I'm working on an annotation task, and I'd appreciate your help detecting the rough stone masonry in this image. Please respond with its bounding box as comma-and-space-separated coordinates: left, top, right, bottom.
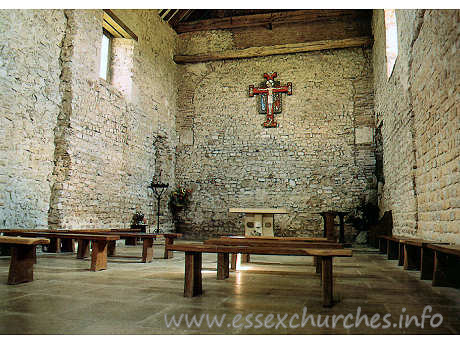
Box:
175, 29, 376, 239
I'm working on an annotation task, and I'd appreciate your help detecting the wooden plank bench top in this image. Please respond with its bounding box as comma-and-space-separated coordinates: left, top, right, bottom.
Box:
3, 231, 120, 241
426, 244, 460, 256
170, 243, 351, 256
169, 243, 351, 307
206, 238, 343, 248
400, 238, 449, 247
64, 231, 156, 238
377, 235, 413, 242
2, 231, 120, 271
0, 236, 51, 285
0, 236, 50, 246
158, 233, 182, 238
222, 235, 332, 242
423, 244, 460, 288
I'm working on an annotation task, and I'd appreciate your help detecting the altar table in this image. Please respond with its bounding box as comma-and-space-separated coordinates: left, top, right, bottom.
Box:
229, 208, 289, 236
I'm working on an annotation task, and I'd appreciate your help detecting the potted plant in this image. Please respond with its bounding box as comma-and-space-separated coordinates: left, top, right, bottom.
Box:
131, 211, 147, 232
169, 187, 192, 219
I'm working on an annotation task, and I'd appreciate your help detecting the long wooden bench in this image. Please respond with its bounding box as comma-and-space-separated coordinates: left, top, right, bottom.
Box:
376, 235, 413, 266
206, 237, 343, 272
220, 235, 336, 267
61, 231, 157, 263
1, 229, 76, 253
169, 243, 352, 307
399, 239, 450, 274
68, 230, 181, 259
0, 236, 50, 284
1, 231, 120, 271
1, 229, 182, 260
222, 235, 334, 242
424, 244, 460, 287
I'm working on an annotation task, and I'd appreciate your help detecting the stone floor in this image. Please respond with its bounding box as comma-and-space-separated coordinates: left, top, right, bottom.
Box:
0, 240, 459, 335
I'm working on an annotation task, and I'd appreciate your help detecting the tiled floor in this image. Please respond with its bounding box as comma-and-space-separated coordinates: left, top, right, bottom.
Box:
0, 241, 459, 334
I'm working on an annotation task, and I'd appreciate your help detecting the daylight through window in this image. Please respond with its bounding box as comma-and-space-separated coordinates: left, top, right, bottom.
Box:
384, 9, 398, 79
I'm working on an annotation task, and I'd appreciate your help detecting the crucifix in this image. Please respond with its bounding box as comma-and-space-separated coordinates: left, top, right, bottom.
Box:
249, 72, 292, 128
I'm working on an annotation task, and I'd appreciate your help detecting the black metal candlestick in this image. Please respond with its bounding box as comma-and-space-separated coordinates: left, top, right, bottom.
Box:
149, 182, 169, 234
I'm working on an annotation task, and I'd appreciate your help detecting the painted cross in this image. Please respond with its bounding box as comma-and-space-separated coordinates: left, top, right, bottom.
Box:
249, 72, 292, 128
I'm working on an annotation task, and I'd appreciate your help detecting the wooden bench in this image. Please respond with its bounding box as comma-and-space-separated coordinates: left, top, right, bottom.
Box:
206, 237, 343, 272
221, 235, 335, 266
1, 229, 181, 260
0, 236, 50, 284
2, 231, 120, 271
222, 235, 334, 242
424, 244, 460, 287
376, 235, 414, 266
169, 243, 352, 307
399, 239, 450, 273
65, 231, 157, 263
1, 229, 76, 253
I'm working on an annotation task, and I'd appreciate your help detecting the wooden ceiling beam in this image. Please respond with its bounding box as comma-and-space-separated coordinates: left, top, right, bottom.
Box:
164, 9, 179, 22
174, 36, 372, 64
168, 9, 192, 27
175, 9, 369, 34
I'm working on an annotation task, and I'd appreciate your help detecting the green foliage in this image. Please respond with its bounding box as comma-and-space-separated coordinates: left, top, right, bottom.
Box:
169, 187, 193, 214
131, 211, 145, 226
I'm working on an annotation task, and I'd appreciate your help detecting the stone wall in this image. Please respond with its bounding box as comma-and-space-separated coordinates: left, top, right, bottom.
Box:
0, 10, 66, 228
175, 30, 376, 239
1, 9, 178, 231
373, 10, 459, 243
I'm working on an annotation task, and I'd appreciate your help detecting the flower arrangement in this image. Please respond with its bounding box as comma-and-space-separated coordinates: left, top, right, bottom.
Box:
169, 187, 192, 213
131, 211, 146, 226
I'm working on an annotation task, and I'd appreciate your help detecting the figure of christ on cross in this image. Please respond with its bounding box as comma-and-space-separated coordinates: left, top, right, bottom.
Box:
249, 72, 292, 128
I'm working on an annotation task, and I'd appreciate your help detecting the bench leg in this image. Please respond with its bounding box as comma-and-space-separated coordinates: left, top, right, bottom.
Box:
61, 239, 74, 253
8, 245, 36, 285
387, 241, 399, 260
90, 240, 108, 271
47, 238, 61, 253
107, 241, 116, 257
164, 237, 174, 259
420, 247, 435, 280
217, 253, 230, 280
77, 239, 90, 259
142, 238, 154, 263
315, 256, 322, 274
241, 254, 250, 263
404, 244, 421, 270
321, 256, 334, 307
125, 238, 137, 246
378, 238, 387, 254
184, 252, 202, 297
432, 251, 460, 288
230, 254, 237, 271
398, 242, 404, 266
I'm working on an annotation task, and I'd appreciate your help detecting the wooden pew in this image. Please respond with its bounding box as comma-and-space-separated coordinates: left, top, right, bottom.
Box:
207, 237, 343, 272
425, 244, 460, 287
1, 229, 182, 260
76, 230, 182, 259
0, 236, 50, 284
60, 231, 157, 263
159, 233, 183, 258
169, 243, 352, 307
1, 231, 120, 271
376, 235, 413, 266
219, 236, 337, 269
1, 229, 75, 253
222, 235, 334, 242
400, 239, 450, 274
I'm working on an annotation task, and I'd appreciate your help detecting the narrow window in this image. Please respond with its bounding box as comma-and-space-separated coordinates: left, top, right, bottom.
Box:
99, 29, 112, 80
384, 9, 398, 79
